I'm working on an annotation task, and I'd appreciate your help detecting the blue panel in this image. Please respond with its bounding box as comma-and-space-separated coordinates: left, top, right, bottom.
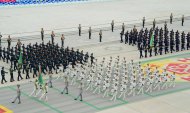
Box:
0, 0, 87, 6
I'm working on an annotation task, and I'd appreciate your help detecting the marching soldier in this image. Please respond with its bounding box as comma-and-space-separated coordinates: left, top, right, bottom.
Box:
9, 66, 15, 82
61, 76, 69, 94
78, 24, 81, 36
111, 20, 114, 32
99, 30, 102, 42
17, 68, 23, 81
1, 67, 8, 84
12, 84, 21, 104
74, 82, 83, 101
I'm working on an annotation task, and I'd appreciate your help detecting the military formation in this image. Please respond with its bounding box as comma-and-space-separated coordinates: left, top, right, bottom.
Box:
55, 56, 175, 101
0, 38, 94, 84
120, 24, 190, 58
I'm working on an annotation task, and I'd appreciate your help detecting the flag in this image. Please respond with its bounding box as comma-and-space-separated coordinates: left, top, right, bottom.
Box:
18, 52, 22, 65
38, 73, 44, 85
149, 34, 154, 47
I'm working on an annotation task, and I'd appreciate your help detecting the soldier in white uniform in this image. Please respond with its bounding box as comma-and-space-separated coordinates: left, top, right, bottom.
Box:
39, 83, 48, 101
30, 79, 39, 97
146, 75, 153, 93
161, 73, 168, 89
93, 76, 102, 94
75, 82, 83, 101
128, 80, 136, 96
169, 72, 176, 87
61, 76, 69, 94
119, 81, 127, 99
102, 80, 110, 98
137, 78, 145, 95
110, 83, 118, 101
86, 73, 94, 91
154, 74, 161, 91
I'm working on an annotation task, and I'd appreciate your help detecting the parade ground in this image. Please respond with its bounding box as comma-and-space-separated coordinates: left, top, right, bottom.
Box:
0, 0, 190, 113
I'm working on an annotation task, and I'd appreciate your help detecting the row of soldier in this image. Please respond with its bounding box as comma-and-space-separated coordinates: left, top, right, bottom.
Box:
55, 56, 175, 101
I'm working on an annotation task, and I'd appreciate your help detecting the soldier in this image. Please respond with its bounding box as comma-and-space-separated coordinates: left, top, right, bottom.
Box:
61, 76, 69, 94
122, 23, 125, 33
99, 30, 102, 42
1, 67, 8, 84
142, 17, 145, 28
153, 19, 156, 29
39, 83, 48, 101
25, 63, 30, 79
120, 31, 123, 43
78, 24, 81, 36
17, 68, 23, 81
30, 79, 39, 97
187, 32, 190, 50
9, 66, 14, 82
16, 39, 22, 51
125, 31, 129, 44
61, 34, 65, 47
41, 28, 44, 41
170, 13, 173, 24
51, 31, 55, 44
88, 27, 92, 39
74, 82, 83, 101
0, 32, 2, 47
169, 72, 175, 87
139, 45, 143, 58
182, 15, 184, 26
7, 35, 12, 49
111, 20, 114, 32
12, 84, 21, 104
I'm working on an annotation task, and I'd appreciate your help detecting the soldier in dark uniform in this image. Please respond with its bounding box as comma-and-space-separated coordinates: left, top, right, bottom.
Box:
2, 47, 6, 62
139, 45, 143, 58
110, 20, 114, 32
9, 66, 14, 82
89, 27, 92, 39
1, 67, 8, 84
0, 33, 2, 47
125, 31, 129, 44
120, 31, 123, 43
182, 15, 184, 26
187, 32, 190, 50
41, 28, 44, 41
142, 17, 145, 28
7, 35, 12, 49
122, 23, 125, 33
84, 52, 89, 63
6, 48, 10, 63
78, 24, 81, 36
149, 45, 152, 57
17, 68, 23, 81
90, 53, 94, 65
25, 63, 30, 79
0, 47, 2, 60
181, 31, 185, 50
170, 13, 173, 24
99, 30, 102, 42
144, 46, 148, 58
153, 19, 156, 29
